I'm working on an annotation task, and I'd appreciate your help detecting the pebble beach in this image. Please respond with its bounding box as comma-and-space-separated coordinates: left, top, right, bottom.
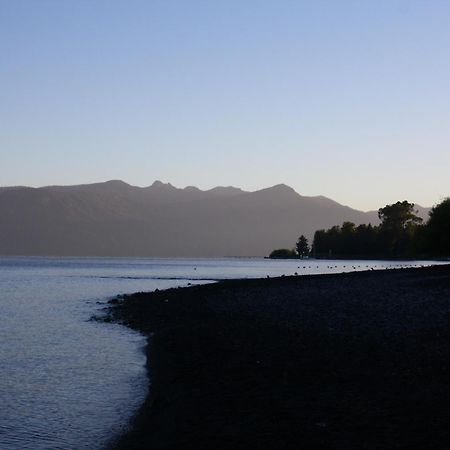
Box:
108, 264, 450, 450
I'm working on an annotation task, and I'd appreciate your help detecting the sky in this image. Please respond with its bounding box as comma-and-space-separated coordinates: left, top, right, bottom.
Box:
1, 0, 449, 211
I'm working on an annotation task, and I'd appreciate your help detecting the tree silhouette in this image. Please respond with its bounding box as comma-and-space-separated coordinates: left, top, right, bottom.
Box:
427, 198, 450, 256
378, 201, 422, 256
296, 235, 310, 258
378, 201, 422, 230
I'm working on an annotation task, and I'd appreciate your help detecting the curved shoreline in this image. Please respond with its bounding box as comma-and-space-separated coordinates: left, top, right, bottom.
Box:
108, 265, 450, 449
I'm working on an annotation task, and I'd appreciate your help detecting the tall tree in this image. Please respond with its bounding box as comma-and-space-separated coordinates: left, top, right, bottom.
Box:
296, 235, 310, 258
427, 198, 450, 256
378, 201, 422, 230
378, 201, 422, 256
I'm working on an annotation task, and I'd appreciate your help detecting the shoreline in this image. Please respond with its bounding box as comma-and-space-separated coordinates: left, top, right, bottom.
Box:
107, 265, 450, 449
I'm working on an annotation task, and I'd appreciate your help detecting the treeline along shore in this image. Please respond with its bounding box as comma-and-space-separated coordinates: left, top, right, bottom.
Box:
270, 198, 450, 260
107, 265, 450, 450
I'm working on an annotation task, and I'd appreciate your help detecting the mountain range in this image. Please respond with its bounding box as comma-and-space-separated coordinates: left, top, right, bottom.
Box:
0, 180, 430, 257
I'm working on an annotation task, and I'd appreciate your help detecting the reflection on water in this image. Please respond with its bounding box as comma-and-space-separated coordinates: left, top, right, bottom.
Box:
0, 256, 442, 449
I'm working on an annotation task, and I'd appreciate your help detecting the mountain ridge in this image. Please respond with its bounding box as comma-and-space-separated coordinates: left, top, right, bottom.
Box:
0, 180, 430, 257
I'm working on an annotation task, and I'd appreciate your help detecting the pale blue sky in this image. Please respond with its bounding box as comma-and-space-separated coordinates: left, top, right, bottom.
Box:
1, 0, 449, 210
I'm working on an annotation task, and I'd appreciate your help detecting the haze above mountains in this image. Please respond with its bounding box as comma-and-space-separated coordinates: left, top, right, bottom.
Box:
0, 180, 430, 257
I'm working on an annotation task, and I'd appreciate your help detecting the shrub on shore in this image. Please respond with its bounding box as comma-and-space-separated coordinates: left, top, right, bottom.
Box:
269, 248, 297, 259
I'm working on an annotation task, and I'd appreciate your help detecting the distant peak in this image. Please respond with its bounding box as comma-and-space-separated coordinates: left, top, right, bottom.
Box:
250, 183, 301, 199
268, 183, 299, 194
150, 180, 175, 189
184, 186, 200, 192
272, 183, 293, 190
103, 179, 129, 186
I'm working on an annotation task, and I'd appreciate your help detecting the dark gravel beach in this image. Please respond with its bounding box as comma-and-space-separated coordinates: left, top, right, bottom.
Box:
108, 265, 450, 450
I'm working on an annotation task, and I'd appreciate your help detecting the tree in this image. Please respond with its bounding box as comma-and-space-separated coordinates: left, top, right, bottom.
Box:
340, 221, 356, 255
354, 223, 378, 256
296, 235, 310, 258
427, 198, 450, 256
378, 201, 422, 230
378, 201, 423, 256
311, 229, 326, 257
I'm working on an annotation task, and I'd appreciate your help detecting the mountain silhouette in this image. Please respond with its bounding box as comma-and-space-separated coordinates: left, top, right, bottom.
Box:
0, 181, 429, 257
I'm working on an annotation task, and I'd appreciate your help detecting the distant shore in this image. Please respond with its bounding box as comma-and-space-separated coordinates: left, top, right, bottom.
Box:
108, 265, 450, 450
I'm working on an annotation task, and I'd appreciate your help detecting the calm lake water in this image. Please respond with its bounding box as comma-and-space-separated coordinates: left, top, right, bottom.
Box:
0, 256, 441, 449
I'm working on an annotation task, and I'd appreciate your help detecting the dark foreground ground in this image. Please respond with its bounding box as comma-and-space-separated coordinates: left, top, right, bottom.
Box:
108, 265, 450, 450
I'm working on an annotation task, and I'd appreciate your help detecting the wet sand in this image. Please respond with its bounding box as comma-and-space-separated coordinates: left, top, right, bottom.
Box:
108, 265, 450, 450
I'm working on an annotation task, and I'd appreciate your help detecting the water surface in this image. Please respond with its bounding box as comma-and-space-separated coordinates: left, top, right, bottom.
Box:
0, 257, 440, 449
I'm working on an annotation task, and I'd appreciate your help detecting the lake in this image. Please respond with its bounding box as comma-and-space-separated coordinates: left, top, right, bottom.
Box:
0, 256, 439, 449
